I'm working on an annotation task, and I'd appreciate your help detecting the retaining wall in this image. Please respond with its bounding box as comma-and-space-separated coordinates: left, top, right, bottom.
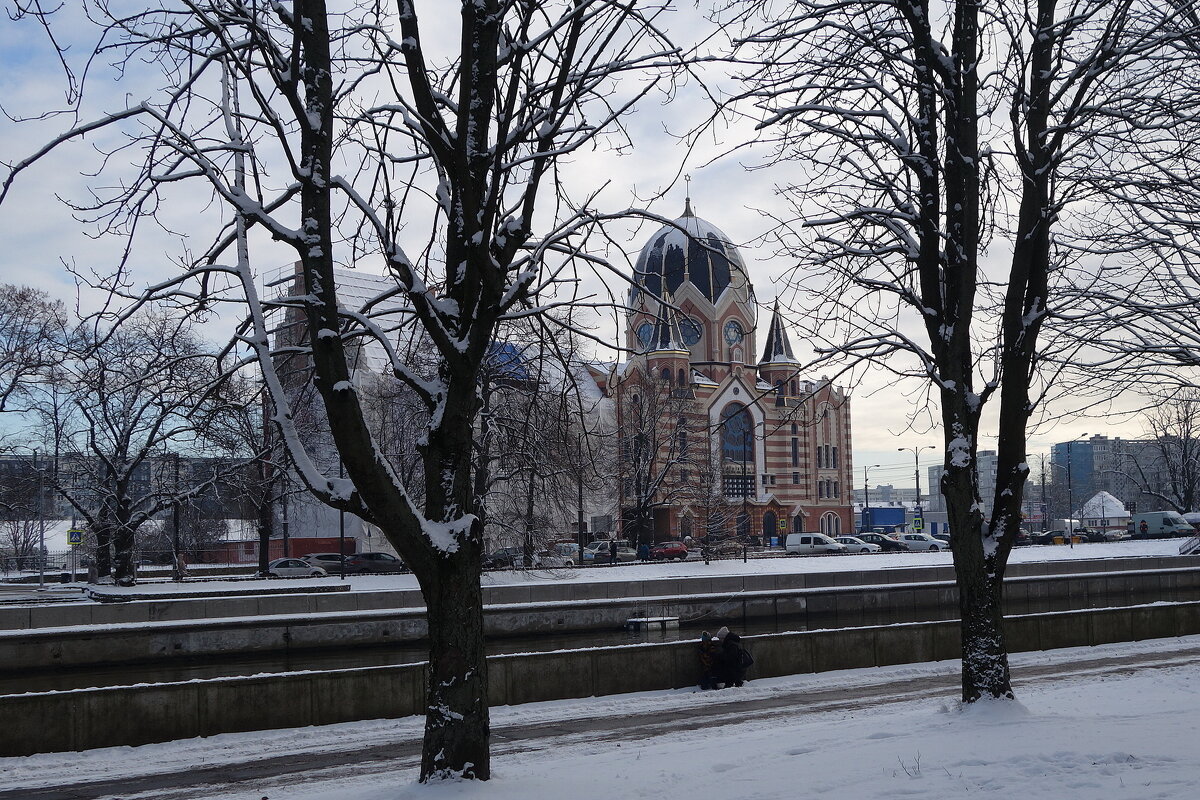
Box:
5, 600, 1199, 757
3, 566, 1199, 672
3, 554, 1195, 632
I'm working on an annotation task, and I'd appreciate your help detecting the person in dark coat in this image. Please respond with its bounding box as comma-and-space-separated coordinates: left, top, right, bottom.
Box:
697, 631, 721, 690
718, 631, 749, 688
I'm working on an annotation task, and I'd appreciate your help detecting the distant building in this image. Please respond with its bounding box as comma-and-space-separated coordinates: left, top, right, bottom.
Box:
603, 199, 854, 543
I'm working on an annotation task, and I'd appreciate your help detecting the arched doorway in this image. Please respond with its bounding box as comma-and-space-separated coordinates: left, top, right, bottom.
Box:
762, 511, 777, 545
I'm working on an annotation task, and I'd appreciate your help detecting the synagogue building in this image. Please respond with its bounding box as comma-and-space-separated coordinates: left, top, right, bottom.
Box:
601, 200, 854, 545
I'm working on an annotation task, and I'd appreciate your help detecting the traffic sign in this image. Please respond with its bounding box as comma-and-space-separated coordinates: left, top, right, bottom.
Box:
67, 528, 84, 546
912, 517, 924, 531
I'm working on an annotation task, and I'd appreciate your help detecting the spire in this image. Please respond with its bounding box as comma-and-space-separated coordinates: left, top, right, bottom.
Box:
647, 290, 689, 354
682, 173, 694, 217
759, 301, 798, 364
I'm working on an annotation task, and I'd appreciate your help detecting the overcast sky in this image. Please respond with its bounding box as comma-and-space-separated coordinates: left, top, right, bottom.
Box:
0, 2, 1136, 490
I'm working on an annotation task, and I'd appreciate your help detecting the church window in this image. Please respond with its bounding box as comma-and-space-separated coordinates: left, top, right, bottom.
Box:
678, 368, 686, 385
790, 380, 798, 395
661, 367, 672, 382
721, 403, 754, 463
832, 446, 839, 468
816, 446, 823, 469
792, 472, 800, 485
791, 437, 799, 467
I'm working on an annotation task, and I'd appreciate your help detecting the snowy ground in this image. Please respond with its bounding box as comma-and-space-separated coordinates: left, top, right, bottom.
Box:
3, 636, 1198, 799
45, 538, 1190, 599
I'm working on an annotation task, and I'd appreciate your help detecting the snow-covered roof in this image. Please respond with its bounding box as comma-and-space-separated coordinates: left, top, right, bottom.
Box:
1081, 491, 1129, 518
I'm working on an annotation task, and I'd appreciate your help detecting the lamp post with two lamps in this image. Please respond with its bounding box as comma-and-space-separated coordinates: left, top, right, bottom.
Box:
898, 445, 936, 532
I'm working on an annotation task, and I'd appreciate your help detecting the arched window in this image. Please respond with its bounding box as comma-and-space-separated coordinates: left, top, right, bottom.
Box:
790, 380, 798, 395
678, 368, 686, 385
661, 367, 672, 382
677, 417, 689, 457
822, 512, 840, 536
721, 403, 754, 463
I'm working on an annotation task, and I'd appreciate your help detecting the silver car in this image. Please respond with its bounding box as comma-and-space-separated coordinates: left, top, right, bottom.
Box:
267, 558, 327, 578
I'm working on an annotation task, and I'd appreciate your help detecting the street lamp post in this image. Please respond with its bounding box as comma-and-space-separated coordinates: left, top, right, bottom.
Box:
898, 445, 935, 532
1065, 435, 1087, 549
862, 464, 881, 533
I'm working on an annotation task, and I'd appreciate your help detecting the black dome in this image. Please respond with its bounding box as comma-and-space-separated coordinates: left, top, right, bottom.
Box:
631, 205, 749, 306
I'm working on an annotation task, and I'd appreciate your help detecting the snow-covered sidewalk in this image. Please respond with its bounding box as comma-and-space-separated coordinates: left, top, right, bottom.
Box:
4, 636, 1199, 800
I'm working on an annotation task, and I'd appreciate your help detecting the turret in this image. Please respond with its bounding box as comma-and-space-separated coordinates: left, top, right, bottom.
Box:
758, 301, 800, 402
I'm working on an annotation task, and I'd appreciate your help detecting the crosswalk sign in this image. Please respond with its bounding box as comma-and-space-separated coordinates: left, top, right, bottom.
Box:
68, 528, 84, 546
912, 517, 924, 531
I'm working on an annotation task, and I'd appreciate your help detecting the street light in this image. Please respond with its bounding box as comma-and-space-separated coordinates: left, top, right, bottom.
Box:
1066, 434, 1088, 549
898, 445, 936, 531
862, 464, 881, 533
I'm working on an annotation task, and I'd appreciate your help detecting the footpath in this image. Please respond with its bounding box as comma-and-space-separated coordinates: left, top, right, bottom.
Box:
7, 640, 1200, 800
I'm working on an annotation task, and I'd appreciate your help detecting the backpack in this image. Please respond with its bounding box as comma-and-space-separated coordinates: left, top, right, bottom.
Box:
739, 646, 754, 669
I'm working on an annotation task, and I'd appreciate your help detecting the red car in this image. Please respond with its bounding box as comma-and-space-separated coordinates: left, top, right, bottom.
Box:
649, 541, 688, 560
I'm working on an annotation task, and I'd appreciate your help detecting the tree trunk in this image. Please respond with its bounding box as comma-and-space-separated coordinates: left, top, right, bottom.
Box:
112, 524, 136, 586
419, 553, 490, 780
952, 536, 1012, 701
93, 525, 112, 580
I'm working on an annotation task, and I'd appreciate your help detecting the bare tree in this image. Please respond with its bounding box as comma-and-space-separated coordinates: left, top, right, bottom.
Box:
1, 0, 682, 779
0, 284, 66, 441
1107, 393, 1200, 514
42, 313, 234, 585
726, 0, 1200, 701
617, 367, 697, 549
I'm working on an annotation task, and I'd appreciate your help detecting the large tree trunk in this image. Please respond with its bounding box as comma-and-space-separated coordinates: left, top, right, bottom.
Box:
112, 523, 136, 586
951, 532, 1013, 700
92, 525, 112, 580
418, 554, 490, 779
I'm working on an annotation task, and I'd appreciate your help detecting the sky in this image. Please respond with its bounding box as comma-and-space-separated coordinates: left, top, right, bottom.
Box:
0, 2, 1137, 490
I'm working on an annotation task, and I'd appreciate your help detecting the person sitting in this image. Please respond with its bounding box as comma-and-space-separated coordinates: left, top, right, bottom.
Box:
697, 631, 721, 690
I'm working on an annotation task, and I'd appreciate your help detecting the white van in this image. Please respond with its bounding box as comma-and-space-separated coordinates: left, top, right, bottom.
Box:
785, 533, 846, 555
1129, 512, 1194, 539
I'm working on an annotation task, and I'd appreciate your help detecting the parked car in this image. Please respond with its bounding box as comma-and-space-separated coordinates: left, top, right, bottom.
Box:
303, 552, 353, 573
897, 532, 944, 551
266, 558, 326, 578
649, 541, 689, 560
1032, 529, 1068, 545
834, 536, 881, 553
345, 551, 406, 573
551, 542, 581, 563
930, 532, 952, 548
582, 540, 636, 562
484, 546, 528, 569
785, 532, 847, 555
524, 549, 570, 568
856, 532, 909, 552
1013, 531, 1033, 547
